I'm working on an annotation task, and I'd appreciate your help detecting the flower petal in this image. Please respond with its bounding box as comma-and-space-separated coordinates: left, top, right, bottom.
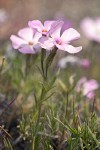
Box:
10, 35, 26, 49
76, 77, 87, 92
54, 43, 64, 50
61, 20, 72, 33
61, 28, 80, 42
33, 31, 41, 43
39, 37, 54, 50
18, 45, 35, 54
64, 44, 82, 53
28, 20, 44, 32
84, 80, 99, 93
86, 91, 95, 99
49, 21, 64, 38
44, 20, 55, 31
18, 27, 33, 41
80, 18, 96, 39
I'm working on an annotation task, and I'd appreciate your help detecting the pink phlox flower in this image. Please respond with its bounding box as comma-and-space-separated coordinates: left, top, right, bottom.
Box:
40, 27, 82, 53
52, 28, 82, 53
83, 79, 99, 96
39, 21, 64, 50
10, 27, 41, 54
76, 77, 99, 99
28, 20, 62, 37
80, 17, 100, 42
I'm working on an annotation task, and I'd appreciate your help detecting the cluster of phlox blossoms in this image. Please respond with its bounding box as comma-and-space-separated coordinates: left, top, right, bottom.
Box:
10, 20, 82, 54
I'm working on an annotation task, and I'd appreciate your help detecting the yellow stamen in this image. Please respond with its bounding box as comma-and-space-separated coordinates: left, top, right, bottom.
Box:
42, 29, 47, 33
28, 41, 34, 46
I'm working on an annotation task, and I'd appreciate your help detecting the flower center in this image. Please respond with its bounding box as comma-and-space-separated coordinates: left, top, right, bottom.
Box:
56, 39, 62, 45
28, 41, 34, 46
42, 29, 47, 33
42, 29, 47, 36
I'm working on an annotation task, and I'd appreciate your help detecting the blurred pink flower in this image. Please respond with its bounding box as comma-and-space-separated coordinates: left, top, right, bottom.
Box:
86, 92, 95, 99
0, 9, 8, 25
80, 17, 100, 42
76, 77, 87, 92
10, 27, 41, 54
58, 55, 80, 68
40, 28, 82, 53
76, 77, 99, 99
80, 59, 90, 69
58, 56, 90, 69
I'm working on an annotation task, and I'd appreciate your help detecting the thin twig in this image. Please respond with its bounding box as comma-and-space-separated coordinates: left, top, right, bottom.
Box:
0, 126, 12, 138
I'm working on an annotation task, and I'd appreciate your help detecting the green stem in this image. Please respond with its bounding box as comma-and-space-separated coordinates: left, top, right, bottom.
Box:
41, 48, 46, 80
33, 83, 46, 149
34, 104, 42, 135
33, 48, 57, 149
33, 100, 42, 150
65, 90, 69, 120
